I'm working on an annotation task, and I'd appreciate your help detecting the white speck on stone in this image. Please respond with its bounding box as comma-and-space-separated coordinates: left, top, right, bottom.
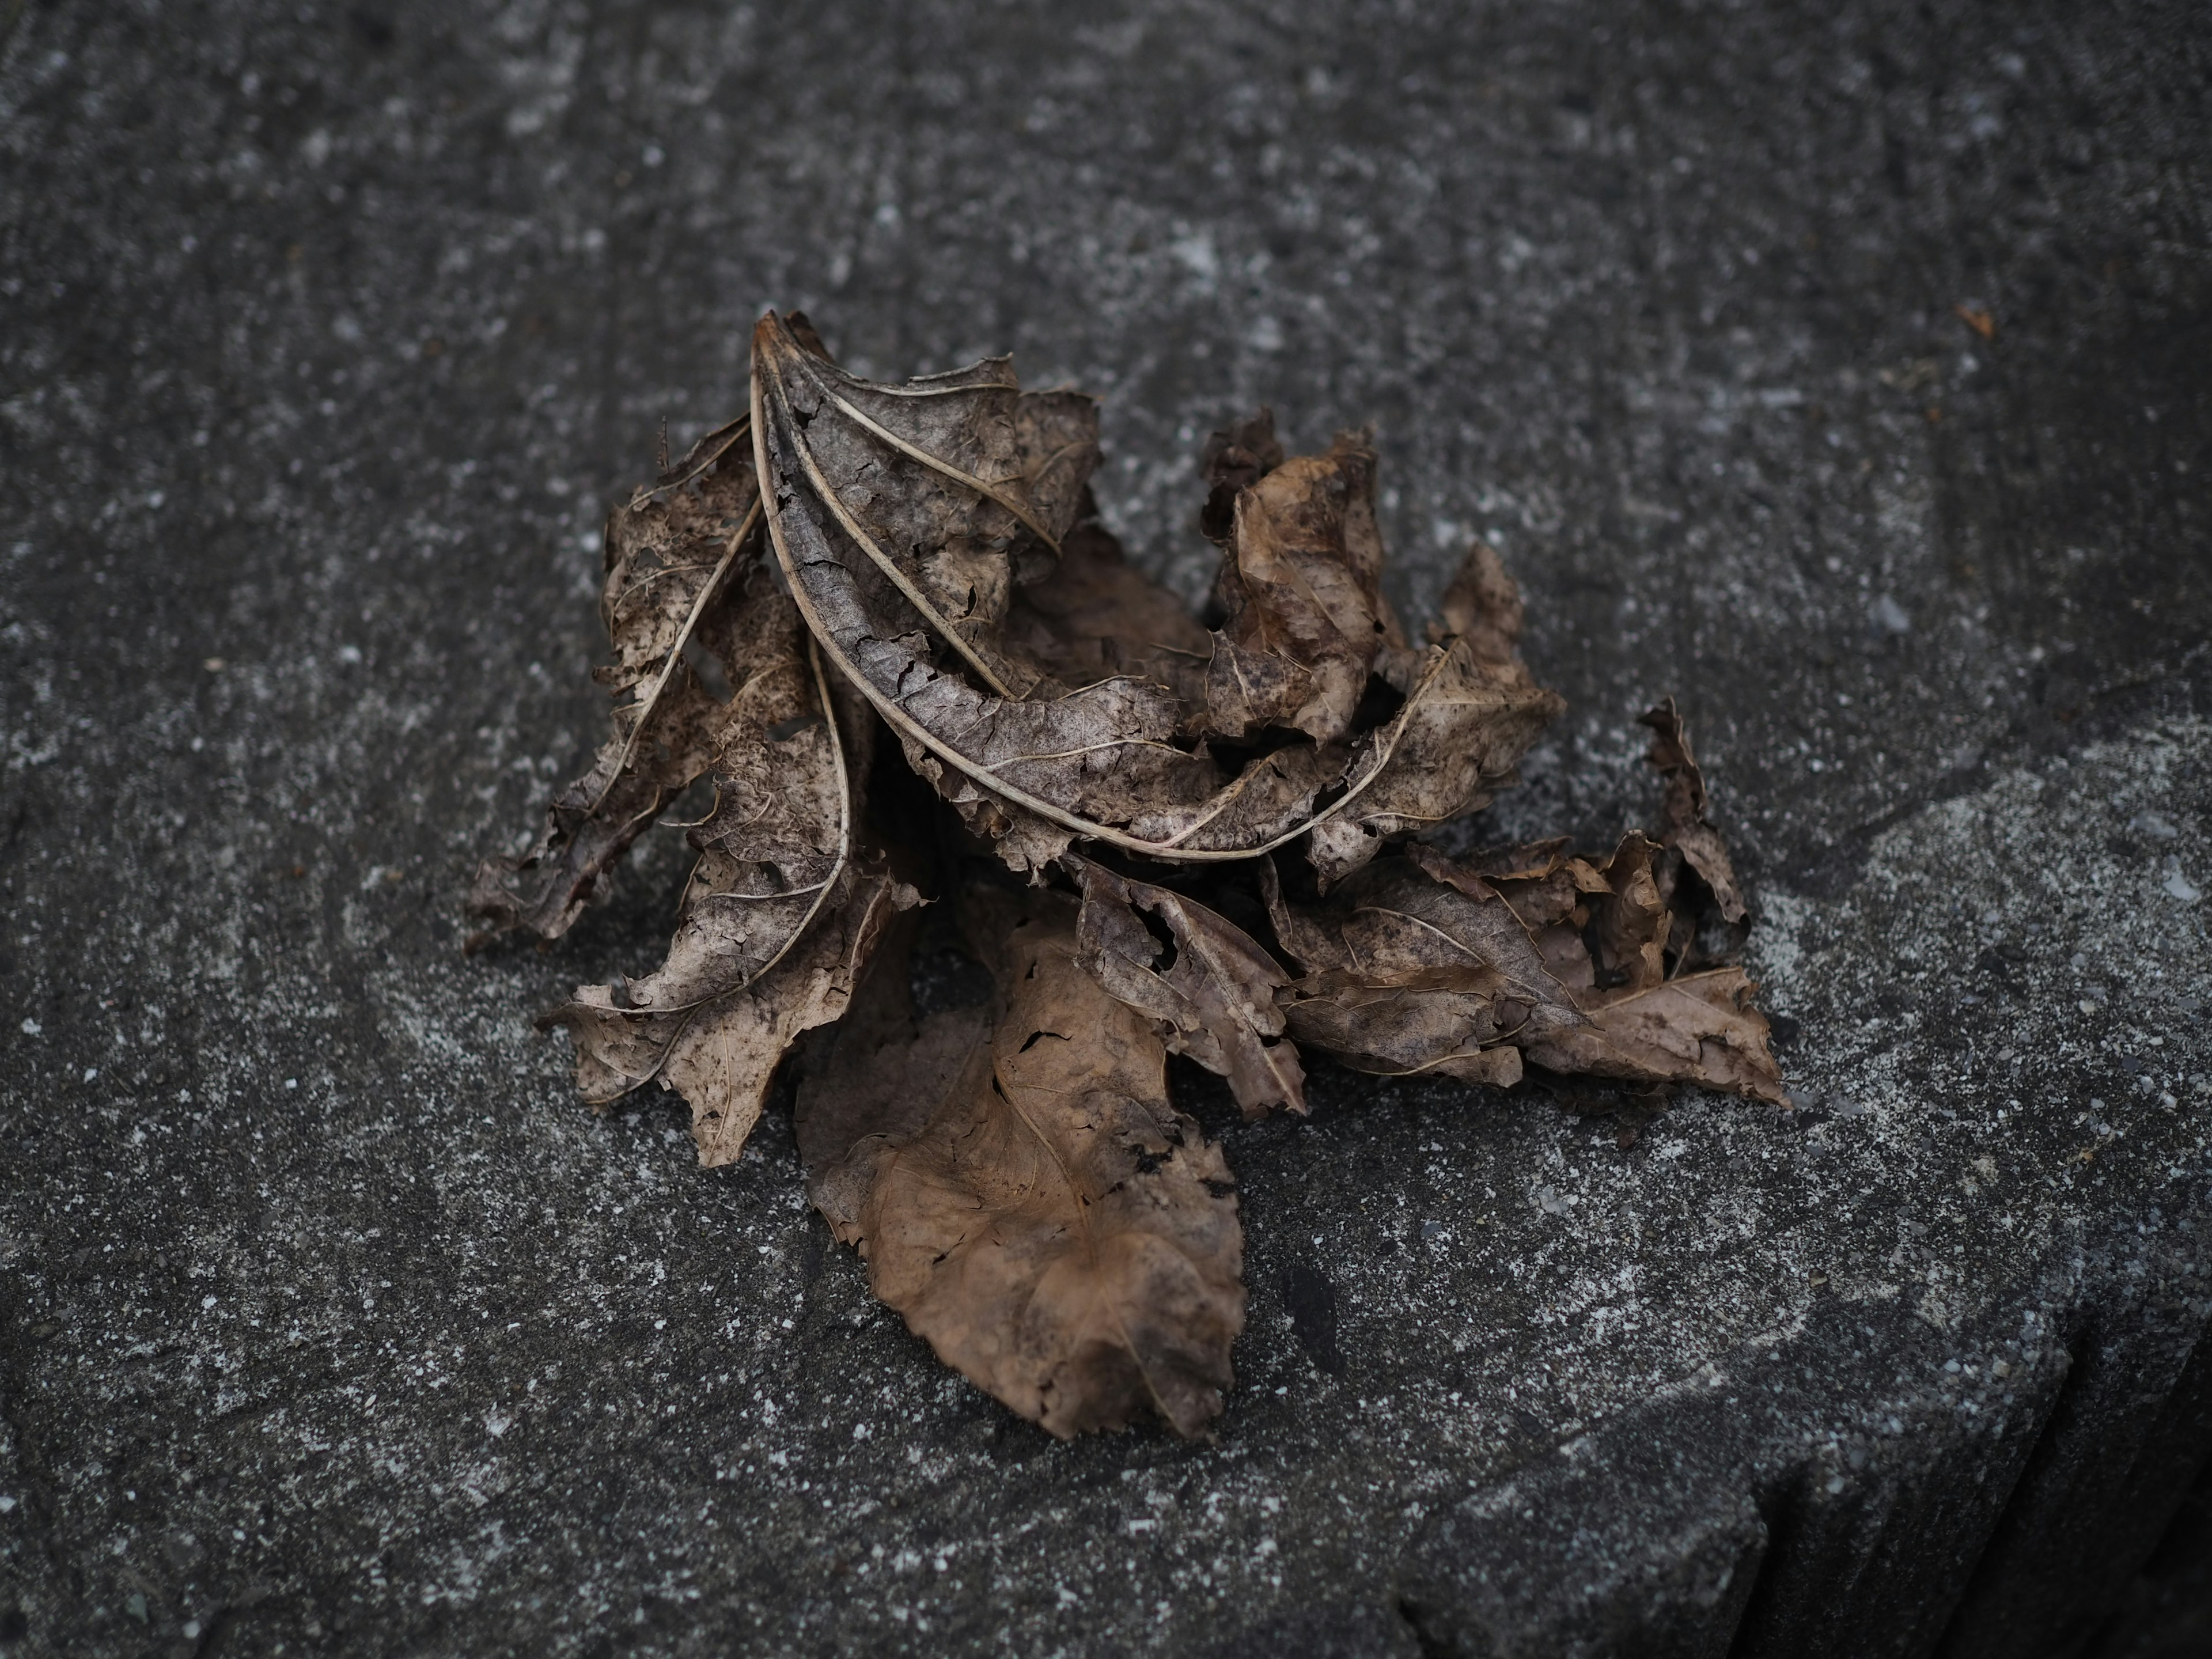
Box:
18, 1019, 39, 1037
0, 1496, 15, 1513
2164, 864, 2202, 903
82, 1067, 97, 1081
1170, 233, 1219, 284
1870, 593, 1911, 634
486, 1411, 512, 1438
201, 1295, 217, 1310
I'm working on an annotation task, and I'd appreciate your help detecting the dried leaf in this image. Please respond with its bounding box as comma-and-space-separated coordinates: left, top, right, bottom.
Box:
754, 314, 1561, 876
1201, 429, 1403, 745
468, 419, 763, 944
1303, 542, 1566, 888
1270, 724, 1784, 1104
1639, 696, 1747, 925
546, 857, 916, 1165
798, 895, 1244, 1438
531, 532, 912, 1165
601, 571, 854, 1022
474, 313, 1789, 1442
1066, 854, 1305, 1118
1275, 852, 1585, 1086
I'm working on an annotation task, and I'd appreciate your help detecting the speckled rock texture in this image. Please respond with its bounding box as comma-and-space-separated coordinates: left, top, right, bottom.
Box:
3, 1, 2209, 1655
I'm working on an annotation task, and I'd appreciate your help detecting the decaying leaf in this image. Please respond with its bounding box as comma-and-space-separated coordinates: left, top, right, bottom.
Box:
474, 311, 1792, 1440
1271, 723, 1785, 1103
797, 895, 1244, 1438
1302, 541, 1568, 889
752, 315, 1562, 874
545, 855, 917, 1166
1201, 429, 1403, 745
1067, 854, 1305, 1119
1641, 695, 1748, 927
467, 417, 764, 945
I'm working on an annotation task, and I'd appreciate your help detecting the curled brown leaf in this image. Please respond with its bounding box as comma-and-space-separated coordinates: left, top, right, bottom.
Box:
1641, 695, 1747, 926
467, 421, 763, 944
546, 856, 916, 1166
1201, 429, 1403, 746
1304, 542, 1566, 889
753, 313, 1562, 878
1066, 854, 1306, 1119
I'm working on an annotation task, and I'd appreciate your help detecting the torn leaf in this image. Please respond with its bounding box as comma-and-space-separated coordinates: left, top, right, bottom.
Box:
1067, 854, 1306, 1118
467, 419, 763, 944
546, 856, 917, 1166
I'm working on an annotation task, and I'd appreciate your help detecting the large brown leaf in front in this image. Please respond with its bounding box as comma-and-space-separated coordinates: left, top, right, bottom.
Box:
468, 418, 762, 944
798, 897, 1244, 1439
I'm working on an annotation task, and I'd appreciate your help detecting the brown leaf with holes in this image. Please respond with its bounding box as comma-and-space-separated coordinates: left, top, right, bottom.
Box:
467, 416, 763, 944
797, 894, 1244, 1438
1066, 854, 1305, 1118
545, 855, 916, 1165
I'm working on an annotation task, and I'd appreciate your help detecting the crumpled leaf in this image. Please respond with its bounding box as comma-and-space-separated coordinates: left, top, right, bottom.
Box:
467, 416, 762, 944
588, 566, 853, 1021
1416, 840, 1782, 1100
1302, 541, 1567, 889
797, 894, 1244, 1438
1066, 854, 1305, 1118
1201, 426, 1404, 745
475, 311, 1789, 1442
1271, 851, 1578, 1088
755, 315, 1562, 878
534, 553, 915, 1166
1640, 695, 1748, 926
1270, 707, 1783, 1102
546, 855, 917, 1165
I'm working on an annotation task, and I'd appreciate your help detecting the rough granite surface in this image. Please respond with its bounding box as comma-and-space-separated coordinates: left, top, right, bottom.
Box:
2, 0, 2208, 1654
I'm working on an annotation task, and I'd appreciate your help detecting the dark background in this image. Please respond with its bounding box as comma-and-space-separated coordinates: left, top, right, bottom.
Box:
2, 1, 2209, 1654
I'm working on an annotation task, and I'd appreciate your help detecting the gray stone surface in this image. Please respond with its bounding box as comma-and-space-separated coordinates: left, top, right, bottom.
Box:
2, 0, 2209, 1654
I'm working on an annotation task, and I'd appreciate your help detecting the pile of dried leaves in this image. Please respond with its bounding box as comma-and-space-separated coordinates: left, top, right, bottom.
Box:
470, 313, 1782, 1439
